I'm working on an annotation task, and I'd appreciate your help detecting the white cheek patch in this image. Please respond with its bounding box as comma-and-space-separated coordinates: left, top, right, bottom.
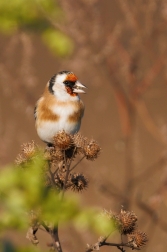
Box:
52, 74, 66, 94
51, 73, 77, 101
56, 73, 67, 84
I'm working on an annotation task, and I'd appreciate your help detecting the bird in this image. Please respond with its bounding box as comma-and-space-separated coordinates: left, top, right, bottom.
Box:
34, 70, 86, 145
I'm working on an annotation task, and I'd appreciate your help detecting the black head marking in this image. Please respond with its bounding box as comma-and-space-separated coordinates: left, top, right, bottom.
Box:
58, 70, 72, 75
48, 74, 57, 94
48, 71, 74, 94
34, 105, 37, 120
63, 80, 76, 88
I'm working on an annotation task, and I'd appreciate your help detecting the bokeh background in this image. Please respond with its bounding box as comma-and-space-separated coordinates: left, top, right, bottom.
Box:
1, 0, 167, 251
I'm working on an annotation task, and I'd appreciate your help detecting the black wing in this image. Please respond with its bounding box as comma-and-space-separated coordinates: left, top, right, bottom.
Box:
34, 105, 37, 120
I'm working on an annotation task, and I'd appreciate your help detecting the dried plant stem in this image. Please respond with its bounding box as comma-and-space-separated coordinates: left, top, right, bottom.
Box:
50, 226, 62, 252
61, 147, 77, 197
68, 147, 77, 168
45, 162, 63, 251
86, 241, 135, 252
61, 150, 70, 198
48, 160, 57, 188
42, 222, 62, 252
53, 167, 59, 176
117, 245, 126, 252
70, 155, 85, 171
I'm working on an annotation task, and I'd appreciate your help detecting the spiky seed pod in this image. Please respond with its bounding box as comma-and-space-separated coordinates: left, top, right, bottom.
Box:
22, 141, 37, 158
111, 214, 124, 232
101, 209, 114, 220
70, 173, 88, 192
49, 148, 64, 162
116, 209, 138, 235
101, 210, 122, 231
127, 230, 148, 249
73, 133, 86, 149
53, 131, 73, 150
103, 213, 124, 232
15, 153, 28, 165
84, 140, 101, 160
43, 150, 52, 161
15, 141, 38, 165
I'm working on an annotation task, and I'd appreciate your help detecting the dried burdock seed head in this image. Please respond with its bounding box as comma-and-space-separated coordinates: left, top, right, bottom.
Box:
45, 148, 64, 162
53, 149, 64, 161
15, 153, 28, 165
43, 150, 52, 161
70, 173, 88, 192
101, 209, 114, 220
84, 140, 101, 160
117, 209, 138, 235
15, 141, 38, 165
127, 230, 148, 249
53, 130, 73, 150
101, 209, 139, 235
73, 133, 86, 149
101, 210, 123, 231
22, 141, 37, 158
73, 133, 101, 159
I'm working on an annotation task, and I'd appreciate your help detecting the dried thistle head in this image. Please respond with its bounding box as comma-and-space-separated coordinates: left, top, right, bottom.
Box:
73, 133, 86, 149
116, 209, 138, 235
84, 139, 101, 160
101, 210, 125, 232
101, 209, 115, 220
15, 141, 38, 165
70, 173, 88, 192
127, 230, 148, 250
53, 131, 73, 150
73, 133, 101, 160
45, 147, 64, 162
21, 141, 37, 158
15, 153, 28, 165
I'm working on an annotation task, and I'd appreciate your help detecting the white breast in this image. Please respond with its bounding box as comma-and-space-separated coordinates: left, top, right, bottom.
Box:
37, 102, 81, 143
37, 120, 80, 143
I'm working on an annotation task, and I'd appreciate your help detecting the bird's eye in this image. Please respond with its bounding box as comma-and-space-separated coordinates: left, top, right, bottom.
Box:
63, 80, 75, 87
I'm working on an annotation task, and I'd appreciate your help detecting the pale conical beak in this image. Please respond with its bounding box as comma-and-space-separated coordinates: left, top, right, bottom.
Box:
73, 81, 87, 93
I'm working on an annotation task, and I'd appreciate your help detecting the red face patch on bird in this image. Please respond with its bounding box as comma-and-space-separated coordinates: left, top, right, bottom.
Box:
66, 73, 78, 82
66, 86, 77, 96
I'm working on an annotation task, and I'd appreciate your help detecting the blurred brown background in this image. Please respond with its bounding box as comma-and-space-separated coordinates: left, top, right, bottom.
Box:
1, 0, 167, 251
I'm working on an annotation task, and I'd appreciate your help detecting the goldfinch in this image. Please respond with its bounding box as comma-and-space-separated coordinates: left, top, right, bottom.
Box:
34, 71, 86, 145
